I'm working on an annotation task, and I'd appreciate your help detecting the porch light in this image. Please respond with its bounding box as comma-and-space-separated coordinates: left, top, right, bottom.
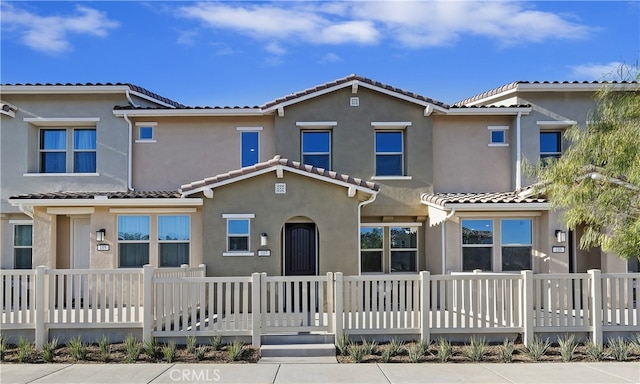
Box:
260, 233, 268, 247
555, 230, 566, 243
96, 229, 106, 242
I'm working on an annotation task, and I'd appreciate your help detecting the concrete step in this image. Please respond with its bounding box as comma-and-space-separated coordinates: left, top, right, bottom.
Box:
260, 343, 336, 358
262, 333, 335, 345
258, 356, 337, 364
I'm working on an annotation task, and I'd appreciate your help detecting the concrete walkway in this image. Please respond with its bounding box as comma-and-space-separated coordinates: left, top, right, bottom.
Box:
0, 362, 638, 384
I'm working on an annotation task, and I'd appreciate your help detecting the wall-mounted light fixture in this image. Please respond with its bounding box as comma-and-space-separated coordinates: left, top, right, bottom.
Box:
555, 230, 566, 243
96, 229, 106, 242
260, 233, 268, 247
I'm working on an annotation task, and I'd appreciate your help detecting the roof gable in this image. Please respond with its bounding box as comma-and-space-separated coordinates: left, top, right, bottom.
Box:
181, 155, 379, 197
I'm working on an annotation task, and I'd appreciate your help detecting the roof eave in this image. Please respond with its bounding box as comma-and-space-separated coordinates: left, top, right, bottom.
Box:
446, 107, 532, 115
113, 108, 265, 117
1, 85, 132, 95
446, 202, 550, 211
9, 198, 203, 207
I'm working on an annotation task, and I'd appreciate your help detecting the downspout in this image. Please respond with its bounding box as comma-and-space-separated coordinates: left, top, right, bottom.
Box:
123, 112, 134, 191
515, 111, 522, 190
357, 192, 378, 274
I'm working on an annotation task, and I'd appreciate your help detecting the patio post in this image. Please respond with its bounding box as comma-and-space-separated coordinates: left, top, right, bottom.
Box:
420, 270, 430, 343
334, 272, 343, 343
521, 270, 534, 347
34, 265, 47, 350
142, 264, 154, 342
588, 269, 603, 346
251, 272, 261, 348
326, 272, 334, 334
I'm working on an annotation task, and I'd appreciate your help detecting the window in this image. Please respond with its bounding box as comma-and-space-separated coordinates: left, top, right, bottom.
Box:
14, 225, 32, 269
158, 216, 190, 267
375, 131, 404, 176
462, 219, 493, 271
223, 214, 254, 255
135, 122, 156, 142
118, 216, 150, 267
501, 219, 532, 271
390, 227, 418, 272
241, 131, 259, 167
39, 128, 96, 173
488, 126, 509, 146
360, 227, 383, 273
540, 131, 562, 159
302, 131, 331, 170
139, 127, 153, 140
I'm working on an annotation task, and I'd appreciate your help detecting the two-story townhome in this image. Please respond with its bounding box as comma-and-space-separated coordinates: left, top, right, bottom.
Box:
0, 84, 184, 270
3, 76, 634, 276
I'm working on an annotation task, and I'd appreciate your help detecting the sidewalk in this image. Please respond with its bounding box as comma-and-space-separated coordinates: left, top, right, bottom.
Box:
1, 362, 638, 384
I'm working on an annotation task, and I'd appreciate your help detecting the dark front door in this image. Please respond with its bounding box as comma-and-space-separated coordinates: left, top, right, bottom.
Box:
284, 223, 316, 276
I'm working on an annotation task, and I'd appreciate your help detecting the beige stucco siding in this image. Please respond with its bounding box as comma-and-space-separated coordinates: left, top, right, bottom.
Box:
274, 87, 433, 218
201, 170, 364, 276
131, 116, 275, 191
433, 116, 513, 193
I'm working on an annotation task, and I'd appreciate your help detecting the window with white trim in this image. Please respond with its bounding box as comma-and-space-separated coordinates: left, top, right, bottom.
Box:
375, 131, 404, 176
158, 215, 190, 267
39, 128, 96, 173
488, 126, 509, 146
540, 131, 562, 160
241, 131, 259, 167
462, 219, 493, 271
135, 122, 156, 142
13, 224, 33, 269
118, 216, 150, 267
360, 227, 383, 273
390, 227, 418, 272
301, 130, 331, 170
223, 214, 254, 256
501, 219, 532, 271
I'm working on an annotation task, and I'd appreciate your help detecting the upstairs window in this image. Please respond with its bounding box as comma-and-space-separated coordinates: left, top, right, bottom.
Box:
488, 126, 509, 146
375, 131, 404, 176
39, 128, 96, 173
302, 131, 331, 170
540, 131, 562, 160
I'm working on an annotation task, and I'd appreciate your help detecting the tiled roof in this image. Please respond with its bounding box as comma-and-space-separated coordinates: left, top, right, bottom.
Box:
113, 105, 260, 111
181, 155, 379, 194
448, 104, 531, 110
455, 80, 638, 106
1, 82, 185, 108
260, 74, 449, 109
422, 190, 547, 207
9, 190, 182, 200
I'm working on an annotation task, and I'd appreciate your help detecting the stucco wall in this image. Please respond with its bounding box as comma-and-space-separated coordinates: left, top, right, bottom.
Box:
130, 116, 275, 191
432, 116, 513, 193
201, 170, 363, 276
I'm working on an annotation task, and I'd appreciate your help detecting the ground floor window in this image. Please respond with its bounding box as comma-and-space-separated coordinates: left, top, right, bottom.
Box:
360, 225, 419, 273
461, 218, 532, 271
118, 216, 150, 267
158, 215, 190, 267
14, 224, 33, 269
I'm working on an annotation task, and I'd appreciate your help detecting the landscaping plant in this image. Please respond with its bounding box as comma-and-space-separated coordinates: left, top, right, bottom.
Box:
195, 345, 207, 361
143, 337, 159, 359
336, 333, 350, 356
41, 338, 58, 363
464, 335, 487, 362
16, 337, 35, 363
98, 335, 112, 363
585, 338, 606, 361
522, 336, 550, 362
407, 343, 425, 363
500, 338, 515, 363
607, 336, 631, 361
348, 342, 364, 363
227, 339, 244, 361
162, 341, 176, 363
435, 338, 453, 363
557, 334, 578, 362
186, 335, 197, 354
361, 338, 377, 355
0, 335, 7, 361
387, 337, 405, 356
66, 336, 88, 361
210, 334, 224, 351
124, 334, 142, 363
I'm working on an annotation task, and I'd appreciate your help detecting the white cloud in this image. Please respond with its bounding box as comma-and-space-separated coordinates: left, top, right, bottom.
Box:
265, 42, 287, 56
568, 62, 627, 81
178, 1, 593, 49
318, 53, 342, 64
176, 30, 198, 46
1, 3, 119, 54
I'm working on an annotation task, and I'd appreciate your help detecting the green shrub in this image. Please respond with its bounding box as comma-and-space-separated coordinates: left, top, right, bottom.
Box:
464, 335, 487, 362
607, 337, 631, 361
500, 339, 515, 363
435, 338, 453, 363
98, 335, 111, 363
407, 343, 425, 363
348, 342, 364, 363
186, 335, 197, 354
41, 338, 58, 363
195, 345, 207, 361
210, 334, 224, 351
0, 335, 7, 361
387, 337, 405, 356
557, 334, 578, 362
124, 334, 142, 363
336, 333, 350, 356
16, 337, 35, 363
631, 333, 640, 354
522, 336, 550, 362
162, 341, 176, 363
381, 347, 392, 363
66, 336, 88, 361
361, 338, 378, 355
227, 339, 244, 361
143, 337, 159, 359
585, 338, 606, 361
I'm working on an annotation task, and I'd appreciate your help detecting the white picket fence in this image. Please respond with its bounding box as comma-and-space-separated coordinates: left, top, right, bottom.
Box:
1, 267, 638, 349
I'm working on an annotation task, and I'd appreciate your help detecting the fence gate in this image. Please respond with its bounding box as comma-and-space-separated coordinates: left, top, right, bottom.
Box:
261, 274, 333, 333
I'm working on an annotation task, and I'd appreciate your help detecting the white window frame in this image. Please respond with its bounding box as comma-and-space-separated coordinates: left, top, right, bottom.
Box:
360, 226, 384, 274
157, 215, 191, 267
12, 222, 33, 269
117, 215, 151, 268
237, 127, 262, 167
389, 226, 419, 273
223, 214, 255, 256
301, 130, 332, 170
488, 125, 509, 147
135, 122, 157, 143
500, 218, 533, 271
38, 127, 97, 174
540, 130, 563, 159
461, 219, 494, 271
360, 223, 422, 274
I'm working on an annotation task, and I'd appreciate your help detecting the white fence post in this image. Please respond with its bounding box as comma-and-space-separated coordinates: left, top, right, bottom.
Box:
326, 272, 334, 334
420, 271, 430, 343
34, 266, 47, 350
142, 264, 154, 342
521, 270, 534, 347
334, 272, 343, 343
589, 269, 603, 346
251, 272, 261, 348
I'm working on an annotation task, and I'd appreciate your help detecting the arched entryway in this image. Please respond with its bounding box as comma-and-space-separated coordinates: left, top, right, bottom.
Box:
283, 219, 317, 276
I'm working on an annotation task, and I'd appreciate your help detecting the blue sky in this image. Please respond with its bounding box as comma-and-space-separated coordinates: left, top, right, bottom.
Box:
1, 1, 638, 107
